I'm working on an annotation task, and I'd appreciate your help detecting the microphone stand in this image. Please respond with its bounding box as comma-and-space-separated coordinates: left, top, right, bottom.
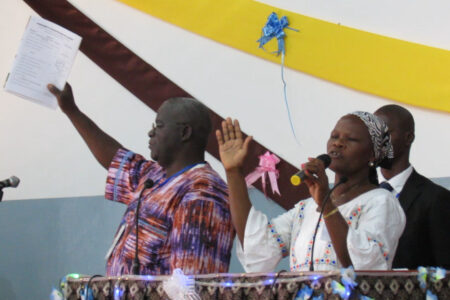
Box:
309, 177, 348, 271
0, 176, 21, 202
131, 179, 154, 275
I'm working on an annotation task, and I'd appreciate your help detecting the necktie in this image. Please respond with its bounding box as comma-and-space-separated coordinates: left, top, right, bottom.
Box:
379, 181, 394, 192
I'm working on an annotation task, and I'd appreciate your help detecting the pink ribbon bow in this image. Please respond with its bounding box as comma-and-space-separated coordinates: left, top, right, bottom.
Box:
245, 151, 281, 196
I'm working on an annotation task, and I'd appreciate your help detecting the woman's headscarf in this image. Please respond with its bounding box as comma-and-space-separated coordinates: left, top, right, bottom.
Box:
350, 111, 394, 167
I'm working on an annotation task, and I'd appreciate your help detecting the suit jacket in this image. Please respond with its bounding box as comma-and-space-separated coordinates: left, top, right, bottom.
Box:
392, 170, 450, 269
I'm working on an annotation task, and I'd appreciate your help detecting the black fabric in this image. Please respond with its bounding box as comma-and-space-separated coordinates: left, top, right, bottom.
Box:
393, 170, 450, 269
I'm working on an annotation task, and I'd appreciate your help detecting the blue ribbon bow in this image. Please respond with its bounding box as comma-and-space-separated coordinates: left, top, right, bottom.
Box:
257, 12, 297, 55
257, 12, 300, 145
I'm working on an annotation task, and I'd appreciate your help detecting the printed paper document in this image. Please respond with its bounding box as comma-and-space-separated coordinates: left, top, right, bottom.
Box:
4, 16, 82, 109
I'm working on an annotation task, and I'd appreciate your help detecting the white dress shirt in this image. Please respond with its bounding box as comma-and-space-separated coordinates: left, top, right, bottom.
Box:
380, 165, 414, 198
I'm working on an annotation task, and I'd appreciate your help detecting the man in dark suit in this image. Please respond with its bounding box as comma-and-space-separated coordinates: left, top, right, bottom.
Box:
375, 104, 450, 269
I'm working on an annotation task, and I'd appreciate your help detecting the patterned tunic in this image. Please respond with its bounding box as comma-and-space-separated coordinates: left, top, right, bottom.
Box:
105, 149, 235, 275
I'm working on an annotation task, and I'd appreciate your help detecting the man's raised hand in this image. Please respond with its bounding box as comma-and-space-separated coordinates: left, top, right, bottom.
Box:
47, 83, 78, 114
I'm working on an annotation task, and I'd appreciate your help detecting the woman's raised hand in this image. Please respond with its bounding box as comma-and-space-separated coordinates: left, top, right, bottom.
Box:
216, 118, 252, 172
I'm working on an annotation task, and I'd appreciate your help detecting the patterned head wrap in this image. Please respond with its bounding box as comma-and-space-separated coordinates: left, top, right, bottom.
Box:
349, 111, 394, 166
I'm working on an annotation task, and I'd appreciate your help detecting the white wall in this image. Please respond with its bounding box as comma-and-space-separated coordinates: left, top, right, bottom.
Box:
1, 0, 449, 200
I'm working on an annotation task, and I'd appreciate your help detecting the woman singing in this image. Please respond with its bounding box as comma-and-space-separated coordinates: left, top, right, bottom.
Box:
216, 112, 406, 271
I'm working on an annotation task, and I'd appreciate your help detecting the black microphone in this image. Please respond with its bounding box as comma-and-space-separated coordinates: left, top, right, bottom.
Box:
309, 176, 348, 271
290, 154, 331, 186
0, 176, 20, 202
131, 178, 154, 275
0, 176, 20, 189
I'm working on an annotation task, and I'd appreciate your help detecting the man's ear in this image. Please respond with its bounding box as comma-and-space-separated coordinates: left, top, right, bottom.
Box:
181, 125, 192, 142
405, 131, 415, 147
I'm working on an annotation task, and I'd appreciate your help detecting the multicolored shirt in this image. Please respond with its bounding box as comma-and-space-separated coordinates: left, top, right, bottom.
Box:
105, 148, 234, 276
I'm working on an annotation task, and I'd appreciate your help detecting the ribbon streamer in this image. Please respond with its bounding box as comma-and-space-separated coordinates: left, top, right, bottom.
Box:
294, 283, 325, 300
245, 151, 281, 196
50, 288, 63, 300
417, 266, 428, 289
331, 266, 358, 300
417, 266, 447, 299
331, 280, 348, 299
430, 267, 446, 282
426, 290, 438, 300
295, 285, 313, 300
163, 268, 201, 300
257, 12, 300, 145
341, 266, 358, 289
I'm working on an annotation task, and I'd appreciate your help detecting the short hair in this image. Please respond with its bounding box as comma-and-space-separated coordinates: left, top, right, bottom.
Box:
165, 97, 212, 150
376, 104, 415, 134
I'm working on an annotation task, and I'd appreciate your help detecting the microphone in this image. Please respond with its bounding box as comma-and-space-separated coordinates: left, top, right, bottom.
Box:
132, 178, 154, 275
0, 176, 20, 189
0, 176, 20, 202
309, 176, 348, 271
290, 154, 331, 186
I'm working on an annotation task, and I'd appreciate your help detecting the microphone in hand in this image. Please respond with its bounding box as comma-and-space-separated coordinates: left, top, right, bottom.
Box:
290, 154, 331, 186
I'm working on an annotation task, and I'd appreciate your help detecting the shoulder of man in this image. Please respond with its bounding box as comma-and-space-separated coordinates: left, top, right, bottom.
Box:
178, 163, 229, 203
404, 169, 450, 200
189, 163, 227, 187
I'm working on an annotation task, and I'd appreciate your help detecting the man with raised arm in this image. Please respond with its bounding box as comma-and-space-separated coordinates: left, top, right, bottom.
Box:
375, 104, 450, 269
48, 83, 234, 276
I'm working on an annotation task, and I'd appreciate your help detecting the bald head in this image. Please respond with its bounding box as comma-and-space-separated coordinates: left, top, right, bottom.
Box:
163, 97, 212, 150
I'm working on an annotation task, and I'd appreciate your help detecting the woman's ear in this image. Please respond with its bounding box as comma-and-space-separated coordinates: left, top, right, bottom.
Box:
369, 151, 376, 167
